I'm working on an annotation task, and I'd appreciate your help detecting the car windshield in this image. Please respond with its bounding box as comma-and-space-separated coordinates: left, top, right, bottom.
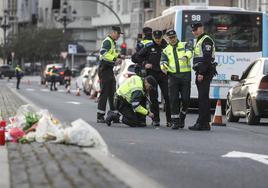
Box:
264, 60, 268, 75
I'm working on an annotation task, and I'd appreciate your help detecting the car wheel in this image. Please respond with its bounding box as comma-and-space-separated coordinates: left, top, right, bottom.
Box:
226, 95, 239, 122
246, 96, 260, 125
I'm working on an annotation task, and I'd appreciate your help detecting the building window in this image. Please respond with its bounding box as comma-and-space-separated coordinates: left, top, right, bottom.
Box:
144, 0, 153, 9
122, 0, 128, 14
109, 0, 114, 10
117, 0, 121, 12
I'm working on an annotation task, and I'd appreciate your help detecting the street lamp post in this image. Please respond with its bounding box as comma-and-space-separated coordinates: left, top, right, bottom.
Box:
54, 0, 77, 33
1, 10, 10, 65
54, 0, 77, 68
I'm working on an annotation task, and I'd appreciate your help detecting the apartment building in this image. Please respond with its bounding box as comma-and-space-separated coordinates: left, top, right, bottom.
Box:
91, 0, 132, 51
38, 0, 97, 52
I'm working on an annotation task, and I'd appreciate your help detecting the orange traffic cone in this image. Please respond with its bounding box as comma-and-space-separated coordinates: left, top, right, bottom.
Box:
211, 100, 226, 126
76, 88, 80, 96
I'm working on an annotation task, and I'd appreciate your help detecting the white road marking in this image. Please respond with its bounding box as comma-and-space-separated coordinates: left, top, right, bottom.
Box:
40, 89, 50, 92
222, 151, 268, 165
66, 101, 81, 105
26, 88, 35, 91
169, 150, 189, 154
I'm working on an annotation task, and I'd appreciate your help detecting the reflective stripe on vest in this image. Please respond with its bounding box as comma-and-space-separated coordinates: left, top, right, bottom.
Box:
99, 36, 118, 62
141, 39, 153, 47
194, 35, 215, 59
162, 42, 192, 73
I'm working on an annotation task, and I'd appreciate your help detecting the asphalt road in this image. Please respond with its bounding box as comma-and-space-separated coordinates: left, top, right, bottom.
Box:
3, 77, 268, 188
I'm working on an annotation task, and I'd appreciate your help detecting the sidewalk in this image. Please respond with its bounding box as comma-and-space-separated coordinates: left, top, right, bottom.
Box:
0, 85, 129, 188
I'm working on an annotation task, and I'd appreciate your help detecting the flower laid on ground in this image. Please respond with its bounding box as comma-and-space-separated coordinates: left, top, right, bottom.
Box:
23, 112, 40, 131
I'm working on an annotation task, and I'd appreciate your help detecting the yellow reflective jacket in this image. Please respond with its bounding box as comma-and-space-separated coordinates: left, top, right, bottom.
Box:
99, 36, 119, 63
116, 76, 148, 115
160, 41, 192, 73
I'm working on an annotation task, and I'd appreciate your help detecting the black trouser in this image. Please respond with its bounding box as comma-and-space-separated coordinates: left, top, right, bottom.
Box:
168, 75, 191, 123
50, 76, 57, 90
65, 78, 71, 88
16, 77, 21, 89
97, 78, 116, 118
196, 77, 211, 125
148, 71, 171, 123
115, 96, 146, 127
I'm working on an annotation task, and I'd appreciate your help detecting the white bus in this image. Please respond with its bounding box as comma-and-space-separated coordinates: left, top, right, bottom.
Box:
145, 6, 268, 103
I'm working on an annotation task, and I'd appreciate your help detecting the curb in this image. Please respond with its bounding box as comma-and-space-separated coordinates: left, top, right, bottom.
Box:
0, 145, 10, 188
84, 147, 165, 188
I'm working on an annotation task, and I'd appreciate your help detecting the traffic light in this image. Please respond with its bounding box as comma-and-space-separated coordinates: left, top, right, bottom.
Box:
120, 42, 127, 55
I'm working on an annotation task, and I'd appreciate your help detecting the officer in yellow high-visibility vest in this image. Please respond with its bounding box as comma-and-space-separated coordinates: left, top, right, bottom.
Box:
105, 75, 156, 127
136, 27, 153, 52
188, 22, 216, 131
97, 26, 124, 123
15, 65, 23, 89
160, 29, 192, 130
132, 27, 153, 77
49, 66, 58, 91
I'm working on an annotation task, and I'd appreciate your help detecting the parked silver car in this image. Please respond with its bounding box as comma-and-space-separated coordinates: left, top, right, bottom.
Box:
226, 58, 268, 125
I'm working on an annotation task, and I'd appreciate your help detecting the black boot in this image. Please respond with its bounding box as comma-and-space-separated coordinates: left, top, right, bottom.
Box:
105, 111, 118, 126
97, 113, 106, 123
171, 118, 180, 130
113, 113, 121, 123
189, 122, 211, 131
178, 113, 186, 128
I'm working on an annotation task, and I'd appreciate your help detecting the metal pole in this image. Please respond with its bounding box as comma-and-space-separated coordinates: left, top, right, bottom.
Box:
71, 53, 74, 70
3, 15, 6, 65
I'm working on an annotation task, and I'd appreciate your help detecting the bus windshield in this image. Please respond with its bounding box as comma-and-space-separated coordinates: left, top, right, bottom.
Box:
182, 11, 262, 52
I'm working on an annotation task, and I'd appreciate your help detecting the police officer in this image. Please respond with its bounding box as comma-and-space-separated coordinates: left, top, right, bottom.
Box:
97, 26, 123, 123
105, 75, 156, 127
160, 30, 192, 129
188, 22, 215, 131
135, 30, 171, 127
49, 66, 58, 91
15, 65, 23, 89
132, 27, 153, 76
136, 27, 153, 52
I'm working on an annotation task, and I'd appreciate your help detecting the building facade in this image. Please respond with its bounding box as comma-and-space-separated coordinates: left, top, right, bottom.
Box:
37, 0, 97, 52
91, 0, 132, 53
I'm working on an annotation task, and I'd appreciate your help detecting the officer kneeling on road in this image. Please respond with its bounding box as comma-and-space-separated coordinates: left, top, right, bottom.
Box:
105, 75, 156, 127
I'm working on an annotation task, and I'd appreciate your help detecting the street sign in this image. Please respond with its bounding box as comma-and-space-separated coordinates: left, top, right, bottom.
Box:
68, 44, 77, 54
